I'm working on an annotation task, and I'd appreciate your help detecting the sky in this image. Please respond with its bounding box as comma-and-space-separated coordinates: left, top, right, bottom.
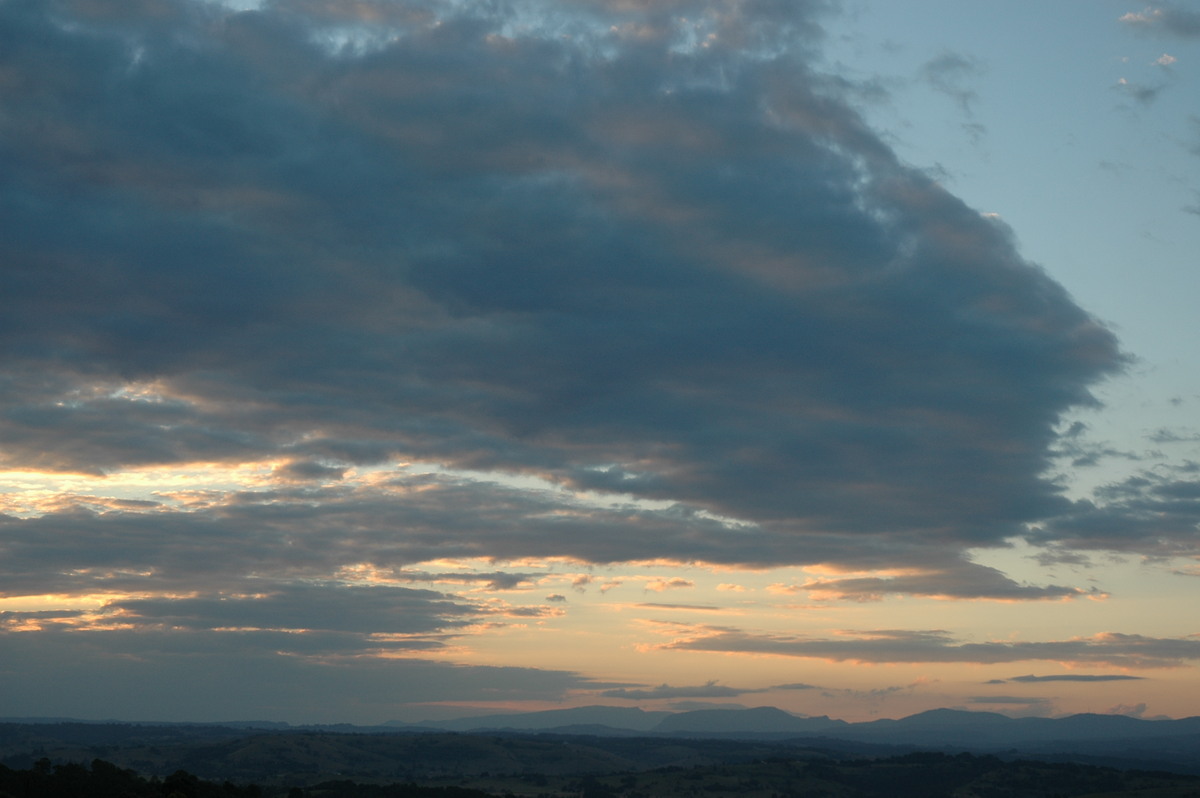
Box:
1, 0, 1199, 726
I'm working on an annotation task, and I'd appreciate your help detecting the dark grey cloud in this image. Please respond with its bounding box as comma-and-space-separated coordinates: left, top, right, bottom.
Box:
0, 609, 85, 623
1031, 469, 1200, 556
0, 626, 600, 724
0, 577, 588, 724
797, 561, 1100, 601
0, 474, 1119, 605
103, 583, 477, 637
273, 459, 348, 482
395, 570, 540, 591
0, 474, 808, 599
1120, 5, 1200, 38
0, 0, 1124, 581
0, 581, 533, 658
662, 626, 1200, 668
1007, 673, 1146, 683
1052, 421, 1146, 468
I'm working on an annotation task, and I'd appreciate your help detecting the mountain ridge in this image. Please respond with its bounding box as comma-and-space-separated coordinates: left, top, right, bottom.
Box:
6, 707, 1200, 778
383, 704, 1200, 742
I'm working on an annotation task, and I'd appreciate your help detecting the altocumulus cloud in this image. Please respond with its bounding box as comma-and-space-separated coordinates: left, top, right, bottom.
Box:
1, 0, 1183, 721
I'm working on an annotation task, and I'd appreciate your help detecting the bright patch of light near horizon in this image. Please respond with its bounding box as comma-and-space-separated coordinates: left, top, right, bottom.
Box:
205, 0, 265, 9
1, 454, 755, 532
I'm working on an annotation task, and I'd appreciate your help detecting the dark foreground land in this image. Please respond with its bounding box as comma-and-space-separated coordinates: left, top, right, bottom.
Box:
4, 722, 1200, 798
3, 750, 1200, 798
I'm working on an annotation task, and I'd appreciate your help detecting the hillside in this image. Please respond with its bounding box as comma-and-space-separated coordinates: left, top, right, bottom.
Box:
4, 750, 1200, 798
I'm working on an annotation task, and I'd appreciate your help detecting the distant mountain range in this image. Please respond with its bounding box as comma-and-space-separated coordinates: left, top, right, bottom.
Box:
6, 706, 1200, 779
390, 704, 1200, 746
6, 706, 1200, 775
397, 705, 673, 733
10, 704, 1199, 746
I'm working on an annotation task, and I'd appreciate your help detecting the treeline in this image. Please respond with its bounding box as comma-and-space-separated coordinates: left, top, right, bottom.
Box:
7, 750, 1200, 798
0, 758, 261, 798
0, 758, 499, 798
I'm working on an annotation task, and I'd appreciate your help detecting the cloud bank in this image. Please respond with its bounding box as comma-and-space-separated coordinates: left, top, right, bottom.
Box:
0, 0, 1130, 580
2, 0, 1191, 722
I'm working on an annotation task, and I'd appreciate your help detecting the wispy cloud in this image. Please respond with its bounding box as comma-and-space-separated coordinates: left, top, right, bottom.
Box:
662, 626, 1200, 668
1005, 673, 1146, 682
1120, 5, 1200, 38
645, 578, 696, 593
600, 680, 752, 700
1114, 76, 1167, 105
796, 562, 1102, 602
920, 51, 985, 114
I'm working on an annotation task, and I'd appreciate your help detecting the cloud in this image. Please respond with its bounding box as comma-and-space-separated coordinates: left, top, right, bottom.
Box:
0, 629, 601, 724
103, 583, 478, 637
0, 0, 1156, 721
666, 701, 749, 711
920, 51, 984, 114
599, 680, 752, 700
967, 695, 1050, 705
0, 582, 523, 658
272, 459, 348, 482
395, 570, 540, 591
1052, 422, 1145, 468
1114, 76, 1166, 105
1120, 5, 1200, 38
1029, 469, 1200, 557
1148, 428, 1200, 444
1007, 673, 1146, 683
966, 695, 1056, 717
796, 562, 1101, 602
0, 578, 591, 723
0, 474, 792, 599
645, 578, 695, 593
661, 626, 1200, 668
0, 0, 1123, 581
